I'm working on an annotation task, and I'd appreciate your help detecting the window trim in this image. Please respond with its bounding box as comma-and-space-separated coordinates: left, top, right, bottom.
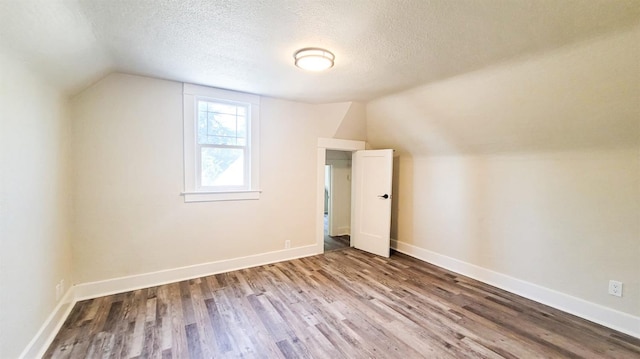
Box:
183, 83, 260, 202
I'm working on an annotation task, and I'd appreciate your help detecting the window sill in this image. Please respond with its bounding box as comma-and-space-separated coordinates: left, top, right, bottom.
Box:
181, 190, 261, 203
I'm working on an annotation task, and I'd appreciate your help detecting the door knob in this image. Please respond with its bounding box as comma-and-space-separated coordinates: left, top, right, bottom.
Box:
378, 194, 389, 199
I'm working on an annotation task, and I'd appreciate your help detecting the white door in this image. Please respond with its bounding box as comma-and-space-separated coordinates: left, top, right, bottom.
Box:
351, 149, 393, 257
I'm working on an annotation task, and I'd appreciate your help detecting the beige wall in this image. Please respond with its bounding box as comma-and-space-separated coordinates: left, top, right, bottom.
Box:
334, 102, 366, 141
0, 51, 74, 358
367, 25, 640, 316
70, 73, 356, 283
3, 21, 637, 356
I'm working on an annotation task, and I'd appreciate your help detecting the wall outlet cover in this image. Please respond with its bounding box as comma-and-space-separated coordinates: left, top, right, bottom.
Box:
608, 280, 623, 297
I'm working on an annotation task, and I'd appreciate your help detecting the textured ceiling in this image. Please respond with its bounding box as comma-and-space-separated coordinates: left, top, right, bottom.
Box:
1, 0, 639, 103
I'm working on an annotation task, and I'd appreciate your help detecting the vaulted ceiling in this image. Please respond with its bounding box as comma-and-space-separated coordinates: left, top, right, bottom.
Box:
1, 0, 639, 103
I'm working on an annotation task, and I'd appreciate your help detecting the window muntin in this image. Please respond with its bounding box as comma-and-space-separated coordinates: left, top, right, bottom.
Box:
182, 83, 260, 202
196, 99, 249, 190
197, 100, 247, 146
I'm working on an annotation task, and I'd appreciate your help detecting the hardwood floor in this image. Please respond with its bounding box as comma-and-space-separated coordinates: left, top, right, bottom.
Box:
323, 214, 350, 252
45, 249, 640, 358
324, 234, 350, 252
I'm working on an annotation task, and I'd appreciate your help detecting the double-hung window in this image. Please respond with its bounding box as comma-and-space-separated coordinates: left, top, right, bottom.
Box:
196, 99, 248, 189
183, 84, 260, 202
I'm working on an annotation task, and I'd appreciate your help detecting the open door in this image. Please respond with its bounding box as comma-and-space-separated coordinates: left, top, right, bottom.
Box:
351, 149, 393, 257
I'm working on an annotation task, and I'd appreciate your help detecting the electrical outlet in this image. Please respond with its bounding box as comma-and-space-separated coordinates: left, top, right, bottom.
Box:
285, 240, 291, 249
608, 280, 623, 297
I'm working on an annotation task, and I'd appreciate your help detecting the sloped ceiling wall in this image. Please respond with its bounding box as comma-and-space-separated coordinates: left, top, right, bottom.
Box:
367, 25, 640, 318
1, 1, 639, 102
367, 25, 639, 155
0, 0, 112, 93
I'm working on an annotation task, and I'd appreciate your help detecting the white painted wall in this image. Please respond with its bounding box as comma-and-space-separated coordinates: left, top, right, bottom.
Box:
70, 73, 356, 284
367, 25, 640, 317
333, 102, 366, 141
0, 51, 74, 358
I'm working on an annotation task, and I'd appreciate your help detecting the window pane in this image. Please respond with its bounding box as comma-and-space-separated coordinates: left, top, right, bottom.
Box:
237, 116, 247, 139
201, 147, 244, 187
215, 113, 238, 133
207, 102, 237, 115
198, 101, 248, 146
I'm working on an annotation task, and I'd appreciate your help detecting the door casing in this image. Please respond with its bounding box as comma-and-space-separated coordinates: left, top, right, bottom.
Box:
316, 138, 366, 254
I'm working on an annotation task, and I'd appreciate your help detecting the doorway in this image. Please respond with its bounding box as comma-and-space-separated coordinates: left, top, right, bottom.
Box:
315, 138, 365, 254
324, 151, 352, 252
316, 138, 394, 257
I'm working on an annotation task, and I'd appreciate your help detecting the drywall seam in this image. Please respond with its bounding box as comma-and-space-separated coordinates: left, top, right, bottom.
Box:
391, 239, 640, 338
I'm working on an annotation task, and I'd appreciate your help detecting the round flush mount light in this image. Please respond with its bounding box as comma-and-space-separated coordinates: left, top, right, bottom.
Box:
294, 47, 335, 71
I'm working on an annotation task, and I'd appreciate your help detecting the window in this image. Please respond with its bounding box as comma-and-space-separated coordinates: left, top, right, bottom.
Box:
196, 100, 248, 189
183, 84, 260, 202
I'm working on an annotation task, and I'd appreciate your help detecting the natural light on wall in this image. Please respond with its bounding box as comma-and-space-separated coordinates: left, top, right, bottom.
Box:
294, 48, 335, 71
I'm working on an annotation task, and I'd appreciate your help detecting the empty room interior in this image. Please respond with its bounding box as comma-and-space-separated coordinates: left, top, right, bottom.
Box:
1, 1, 639, 358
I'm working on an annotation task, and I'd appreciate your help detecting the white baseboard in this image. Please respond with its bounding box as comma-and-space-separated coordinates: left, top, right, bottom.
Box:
19, 288, 75, 359
74, 244, 320, 300
23, 240, 638, 358
329, 226, 350, 237
391, 239, 640, 338
22, 244, 321, 357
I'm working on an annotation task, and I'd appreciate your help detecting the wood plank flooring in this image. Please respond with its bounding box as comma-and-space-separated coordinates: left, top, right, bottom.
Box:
323, 214, 350, 252
44, 248, 640, 358
324, 234, 350, 252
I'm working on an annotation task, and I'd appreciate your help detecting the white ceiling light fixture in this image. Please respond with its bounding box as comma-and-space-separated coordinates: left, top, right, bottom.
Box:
294, 47, 335, 71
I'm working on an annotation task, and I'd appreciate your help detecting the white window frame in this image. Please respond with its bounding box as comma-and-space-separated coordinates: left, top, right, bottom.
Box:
182, 83, 260, 202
